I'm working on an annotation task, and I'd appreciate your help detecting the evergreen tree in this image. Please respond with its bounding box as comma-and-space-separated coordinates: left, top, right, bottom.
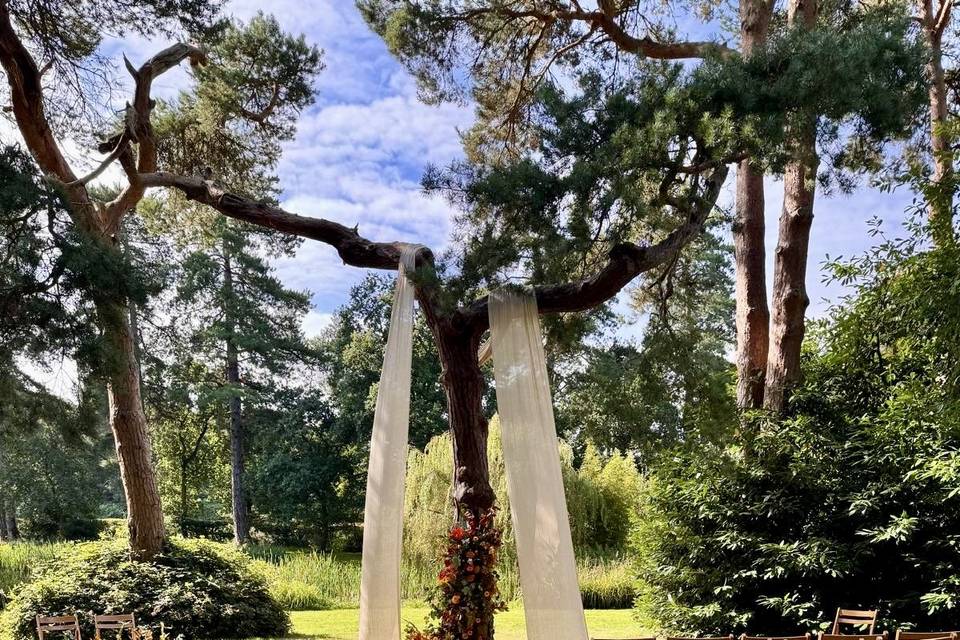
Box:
0, 1, 322, 555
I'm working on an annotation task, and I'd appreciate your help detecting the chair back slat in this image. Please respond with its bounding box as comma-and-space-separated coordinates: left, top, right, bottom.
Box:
93, 614, 137, 640
819, 632, 888, 640
742, 634, 812, 640
832, 608, 879, 634
896, 633, 958, 640
36, 614, 81, 640
667, 635, 736, 640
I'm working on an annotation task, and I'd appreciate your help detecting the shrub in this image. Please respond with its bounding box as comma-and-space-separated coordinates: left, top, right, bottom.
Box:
632, 242, 960, 635
0, 538, 289, 640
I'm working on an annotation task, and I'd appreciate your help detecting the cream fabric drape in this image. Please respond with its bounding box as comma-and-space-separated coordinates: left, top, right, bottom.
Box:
358, 245, 419, 640
489, 288, 589, 640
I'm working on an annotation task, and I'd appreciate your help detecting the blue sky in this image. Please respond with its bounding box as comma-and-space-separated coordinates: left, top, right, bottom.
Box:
6, 0, 918, 344
218, 1, 914, 336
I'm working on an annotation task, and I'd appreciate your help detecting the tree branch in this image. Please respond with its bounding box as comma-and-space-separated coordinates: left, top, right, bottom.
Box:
457, 5, 732, 60
105, 43, 207, 229
138, 172, 434, 269
934, 0, 953, 36
142, 158, 727, 336
0, 1, 75, 182
458, 164, 729, 331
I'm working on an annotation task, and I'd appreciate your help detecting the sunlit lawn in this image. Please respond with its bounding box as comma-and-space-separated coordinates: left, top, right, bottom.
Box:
287, 608, 646, 639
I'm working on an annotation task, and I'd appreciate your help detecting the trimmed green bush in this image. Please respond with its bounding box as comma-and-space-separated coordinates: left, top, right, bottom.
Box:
0, 538, 289, 640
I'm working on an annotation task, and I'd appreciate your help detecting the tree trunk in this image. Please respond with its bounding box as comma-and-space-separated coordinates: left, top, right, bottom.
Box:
5, 503, 18, 540
180, 455, 189, 533
923, 4, 955, 245
96, 296, 166, 557
431, 320, 496, 514
0, 496, 9, 541
734, 0, 774, 411
764, 0, 818, 413
223, 247, 251, 545
734, 161, 770, 410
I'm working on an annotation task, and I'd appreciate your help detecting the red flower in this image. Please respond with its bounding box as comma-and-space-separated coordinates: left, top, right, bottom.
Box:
450, 526, 465, 540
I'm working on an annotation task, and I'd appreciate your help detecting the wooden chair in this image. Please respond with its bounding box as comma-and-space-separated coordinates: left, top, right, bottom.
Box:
36, 615, 81, 640
818, 632, 888, 640
895, 632, 958, 640
667, 635, 737, 640
742, 634, 813, 640
831, 609, 879, 634
93, 614, 139, 640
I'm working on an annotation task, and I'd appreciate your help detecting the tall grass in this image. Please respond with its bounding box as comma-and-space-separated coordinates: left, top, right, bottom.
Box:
0, 542, 68, 599
250, 545, 635, 611
2, 542, 636, 612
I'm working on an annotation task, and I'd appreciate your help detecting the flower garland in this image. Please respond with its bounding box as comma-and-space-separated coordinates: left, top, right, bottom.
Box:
405, 507, 507, 640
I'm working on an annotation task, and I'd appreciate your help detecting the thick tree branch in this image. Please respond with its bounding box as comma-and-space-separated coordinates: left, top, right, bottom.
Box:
0, 1, 75, 182
138, 172, 433, 269
143, 160, 727, 336
106, 44, 207, 228
458, 164, 729, 332
458, 5, 732, 59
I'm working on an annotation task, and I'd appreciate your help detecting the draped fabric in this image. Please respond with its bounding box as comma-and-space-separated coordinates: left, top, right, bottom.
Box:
358, 245, 419, 640
489, 288, 589, 640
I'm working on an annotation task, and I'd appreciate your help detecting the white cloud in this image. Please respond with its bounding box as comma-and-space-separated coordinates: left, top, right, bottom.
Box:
302, 310, 335, 338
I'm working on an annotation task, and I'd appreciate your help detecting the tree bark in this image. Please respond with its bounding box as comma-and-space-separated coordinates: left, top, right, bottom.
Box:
764, 0, 819, 413
734, 162, 770, 410
223, 246, 251, 545
427, 315, 496, 514
733, 0, 774, 411
5, 503, 18, 540
0, 496, 9, 540
921, 0, 955, 245
97, 295, 166, 557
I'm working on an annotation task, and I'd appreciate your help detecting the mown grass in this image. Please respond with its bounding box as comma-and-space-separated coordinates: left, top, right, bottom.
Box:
285, 607, 647, 639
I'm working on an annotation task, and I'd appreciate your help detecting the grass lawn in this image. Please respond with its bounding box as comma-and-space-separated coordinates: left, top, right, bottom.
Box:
288, 608, 647, 639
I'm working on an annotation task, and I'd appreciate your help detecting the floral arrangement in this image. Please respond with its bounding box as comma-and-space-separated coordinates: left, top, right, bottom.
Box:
405, 508, 507, 640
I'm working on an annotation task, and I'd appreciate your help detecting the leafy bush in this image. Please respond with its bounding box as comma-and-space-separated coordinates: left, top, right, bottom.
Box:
632, 240, 960, 635
404, 416, 642, 571
0, 538, 289, 639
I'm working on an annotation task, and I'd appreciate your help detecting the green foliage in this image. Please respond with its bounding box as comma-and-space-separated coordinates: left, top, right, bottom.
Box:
249, 389, 363, 547
0, 538, 288, 639
320, 275, 457, 449
632, 232, 960, 634
0, 543, 66, 605
405, 417, 642, 599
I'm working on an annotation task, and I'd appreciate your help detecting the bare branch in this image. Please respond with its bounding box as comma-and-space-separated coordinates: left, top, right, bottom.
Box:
934, 0, 953, 36
105, 43, 207, 228
139, 172, 433, 269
